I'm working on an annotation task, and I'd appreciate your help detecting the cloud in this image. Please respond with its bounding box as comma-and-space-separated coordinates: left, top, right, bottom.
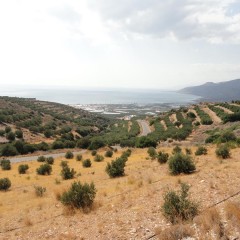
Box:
88, 0, 240, 44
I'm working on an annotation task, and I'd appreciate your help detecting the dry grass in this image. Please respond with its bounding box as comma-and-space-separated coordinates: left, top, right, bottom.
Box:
1, 146, 240, 239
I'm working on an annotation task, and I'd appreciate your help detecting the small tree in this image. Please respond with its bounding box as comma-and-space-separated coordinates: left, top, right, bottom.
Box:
37, 156, 46, 162
82, 159, 91, 168
18, 164, 29, 174
1, 144, 18, 156
0, 178, 11, 191
15, 129, 23, 139
0, 159, 11, 170
172, 146, 182, 154
6, 132, 15, 141
91, 150, 97, 156
65, 151, 74, 159
147, 147, 157, 159
106, 157, 126, 178
195, 146, 207, 156
5, 126, 11, 133
60, 181, 96, 209
46, 157, 54, 165
76, 154, 82, 161
36, 164, 52, 175
157, 151, 169, 164
216, 145, 230, 159
61, 164, 76, 180
105, 150, 113, 158
162, 183, 198, 224
168, 153, 196, 175
94, 154, 104, 162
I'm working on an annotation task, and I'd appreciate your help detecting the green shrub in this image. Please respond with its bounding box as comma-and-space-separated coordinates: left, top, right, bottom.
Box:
34, 185, 46, 197
0, 159, 11, 170
36, 164, 52, 175
65, 151, 74, 159
1, 144, 18, 156
37, 156, 46, 162
157, 151, 169, 164
172, 146, 182, 154
136, 136, 157, 148
60, 181, 96, 209
162, 183, 198, 224
106, 157, 126, 178
0, 178, 11, 191
88, 139, 105, 150
147, 147, 157, 159
195, 146, 207, 156
91, 150, 97, 156
219, 131, 236, 143
194, 121, 200, 126
94, 154, 104, 162
185, 148, 192, 155
15, 129, 23, 138
82, 159, 91, 168
5, 126, 11, 133
168, 153, 196, 175
46, 157, 54, 165
6, 132, 15, 141
215, 145, 230, 159
105, 150, 113, 158
18, 164, 29, 174
76, 154, 82, 161
60, 161, 68, 167
61, 164, 76, 180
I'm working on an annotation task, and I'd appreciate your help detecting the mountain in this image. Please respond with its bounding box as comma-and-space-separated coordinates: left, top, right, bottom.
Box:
179, 79, 240, 101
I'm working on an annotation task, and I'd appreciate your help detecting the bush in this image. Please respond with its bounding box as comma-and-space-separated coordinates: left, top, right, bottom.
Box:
136, 136, 157, 148
106, 157, 126, 178
76, 154, 82, 161
0, 178, 11, 191
88, 139, 105, 150
185, 148, 192, 155
34, 185, 46, 197
65, 151, 74, 159
82, 159, 91, 168
105, 150, 113, 158
5, 126, 11, 133
37, 156, 46, 162
6, 132, 15, 141
94, 154, 104, 162
60, 160, 68, 167
60, 181, 96, 209
215, 145, 230, 159
91, 150, 97, 156
219, 131, 236, 143
157, 151, 169, 164
195, 146, 207, 156
162, 183, 198, 224
147, 147, 157, 159
0, 159, 11, 170
168, 153, 196, 175
1, 144, 18, 156
172, 146, 182, 154
36, 164, 52, 175
61, 164, 76, 180
18, 164, 29, 174
46, 157, 54, 165
15, 129, 23, 138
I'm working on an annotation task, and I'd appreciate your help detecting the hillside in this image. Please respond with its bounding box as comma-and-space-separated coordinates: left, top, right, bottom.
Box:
179, 79, 240, 101
1, 97, 240, 239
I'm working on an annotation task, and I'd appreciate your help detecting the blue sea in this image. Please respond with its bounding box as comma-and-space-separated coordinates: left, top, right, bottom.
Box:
0, 86, 200, 105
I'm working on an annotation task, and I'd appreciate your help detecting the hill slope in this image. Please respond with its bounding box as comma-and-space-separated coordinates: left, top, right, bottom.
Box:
179, 79, 240, 101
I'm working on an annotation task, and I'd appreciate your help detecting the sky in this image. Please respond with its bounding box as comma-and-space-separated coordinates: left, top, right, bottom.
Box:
0, 0, 240, 90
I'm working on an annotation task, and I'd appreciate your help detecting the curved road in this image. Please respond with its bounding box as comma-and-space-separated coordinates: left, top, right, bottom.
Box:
137, 120, 152, 136
8, 150, 87, 163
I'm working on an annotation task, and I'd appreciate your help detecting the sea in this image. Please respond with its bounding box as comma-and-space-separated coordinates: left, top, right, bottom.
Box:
0, 86, 201, 116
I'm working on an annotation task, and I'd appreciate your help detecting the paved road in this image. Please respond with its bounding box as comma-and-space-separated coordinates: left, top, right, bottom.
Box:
137, 120, 152, 136
9, 150, 87, 163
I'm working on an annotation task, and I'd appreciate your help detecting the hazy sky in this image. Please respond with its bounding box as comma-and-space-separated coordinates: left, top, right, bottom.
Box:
0, 0, 240, 89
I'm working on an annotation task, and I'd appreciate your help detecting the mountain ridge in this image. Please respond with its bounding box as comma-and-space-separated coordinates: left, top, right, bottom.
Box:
179, 78, 240, 101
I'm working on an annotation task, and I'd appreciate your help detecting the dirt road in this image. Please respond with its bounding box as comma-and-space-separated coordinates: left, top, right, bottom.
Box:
137, 120, 152, 136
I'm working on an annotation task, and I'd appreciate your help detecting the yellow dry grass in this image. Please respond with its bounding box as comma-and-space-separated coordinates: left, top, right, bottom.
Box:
0, 145, 240, 239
